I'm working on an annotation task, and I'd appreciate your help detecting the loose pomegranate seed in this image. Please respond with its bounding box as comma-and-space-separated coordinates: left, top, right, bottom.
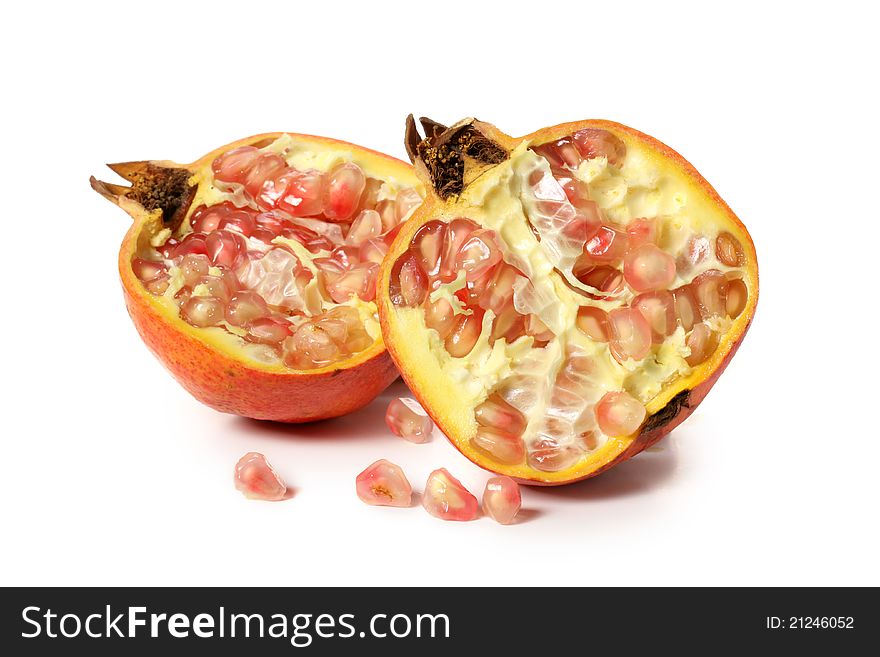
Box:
623, 243, 677, 292
359, 237, 388, 265
692, 270, 727, 318
345, 209, 382, 245
575, 306, 610, 342
412, 220, 447, 277
132, 257, 167, 282
356, 459, 412, 507
724, 278, 748, 318
482, 477, 521, 525
234, 452, 287, 501
527, 439, 581, 472
212, 146, 261, 184
570, 128, 627, 166
475, 393, 527, 435
471, 426, 525, 465
608, 307, 652, 362
424, 298, 456, 338
595, 391, 646, 436
715, 231, 745, 266
439, 218, 478, 281
685, 322, 719, 366
445, 311, 483, 358
206, 230, 246, 269
385, 397, 434, 443
244, 152, 287, 199
323, 162, 366, 221
582, 225, 629, 264
181, 296, 225, 328
422, 469, 479, 521
632, 290, 676, 342
225, 291, 269, 327
327, 262, 378, 303
673, 284, 700, 331
627, 218, 659, 247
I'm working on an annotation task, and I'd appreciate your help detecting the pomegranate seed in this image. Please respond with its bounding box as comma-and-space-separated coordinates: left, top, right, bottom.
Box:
376, 199, 398, 233
527, 440, 581, 472
323, 162, 365, 221
685, 322, 719, 366
170, 232, 209, 258
608, 307, 652, 362
576, 265, 625, 299
570, 128, 627, 166
212, 146, 261, 183
144, 274, 170, 295
475, 393, 527, 435
356, 459, 412, 508
692, 270, 727, 318
244, 152, 287, 199
273, 168, 325, 217
623, 243, 676, 292
206, 230, 245, 269
716, 231, 745, 266
471, 426, 525, 465
424, 298, 456, 339
329, 245, 359, 270
595, 391, 646, 436
678, 235, 710, 273
359, 237, 388, 265
195, 274, 233, 302
217, 210, 257, 237
389, 253, 428, 307
190, 203, 230, 233
422, 469, 479, 521
482, 477, 521, 525
479, 264, 519, 313
575, 306, 610, 341
234, 452, 287, 501
247, 317, 293, 345
346, 210, 382, 245
627, 218, 659, 247
583, 225, 629, 264
328, 262, 378, 303
385, 397, 434, 443
632, 290, 676, 342
490, 306, 527, 344
181, 296, 225, 328
395, 188, 422, 222
439, 218, 478, 281
673, 284, 700, 331
412, 220, 447, 277
455, 229, 503, 280
283, 323, 344, 369
179, 253, 210, 286
132, 258, 167, 282
445, 311, 483, 358
225, 290, 269, 327
724, 278, 748, 318
255, 210, 289, 234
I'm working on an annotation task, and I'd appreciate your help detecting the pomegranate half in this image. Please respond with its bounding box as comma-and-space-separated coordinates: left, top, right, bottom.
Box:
92, 133, 422, 422
378, 117, 758, 484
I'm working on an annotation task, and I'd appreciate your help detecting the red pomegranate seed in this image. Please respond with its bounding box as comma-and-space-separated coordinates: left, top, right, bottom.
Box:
455, 229, 503, 281
475, 393, 527, 435
626, 217, 658, 247
195, 274, 233, 302
212, 146, 261, 183
570, 128, 627, 166
595, 391, 646, 436
234, 452, 287, 501
724, 278, 748, 318
225, 290, 269, 327
395, 188, 422, 223
171, 232, 209, 258
356, 459, 412, 508
254, 209, 289, 234
471, 426, 525, 465
608, 307, 652, 362
206, 230, 246, 269
283, 323, 344, 369
244, 152, 287, 199
685, 322, 719, 366
575, 265, 625, 299
716, 231, 745, 266
359, 237, 388, 265
490, 305, 527, 344
527, 440, 580, 472
424, 298, 456, 339
445, 311, 483, 358
623, 243, 676, 292
692, 270, 727, 318
179, 253, 210, 286
329, 245, 359, 270
190, 203, 230, 233
144, 275, 170, 295
247, 317, 293, 345
346, 209, 382, 245
423, 469, 479, 521
328, 262, 379, 303
678, 235, 710, 273
478, 264, 519, 313
132, 257, 167, 282
389, 254, 427, 307
376, 199, 398, 233
575, 305, 610, 341
385, 397, 434, 443
583, 225, 629, 264
323, 162, 366, 221
181, 296, 225, 328
632, 290, 676, 342
272, 168, 324, 217
217, 210, 257, 237
439, 218, 478, 281
412, 220, 447, 277
673, 284, 700, 331
482, 476, 521, 525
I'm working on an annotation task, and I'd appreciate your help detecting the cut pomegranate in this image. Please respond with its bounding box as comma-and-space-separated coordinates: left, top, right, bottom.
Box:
422, 469, 479, 521
385, 397, 433, 443
482, 477, 521, 525
356, 459, 412, 507
234, 452, 287, 501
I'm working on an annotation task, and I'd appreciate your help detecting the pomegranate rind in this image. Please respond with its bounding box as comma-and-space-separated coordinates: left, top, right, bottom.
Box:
97, 133, 420, 422
378, 119, 758, 484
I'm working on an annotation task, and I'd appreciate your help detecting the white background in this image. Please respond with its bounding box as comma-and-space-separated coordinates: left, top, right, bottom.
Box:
1, 1, 878, 587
